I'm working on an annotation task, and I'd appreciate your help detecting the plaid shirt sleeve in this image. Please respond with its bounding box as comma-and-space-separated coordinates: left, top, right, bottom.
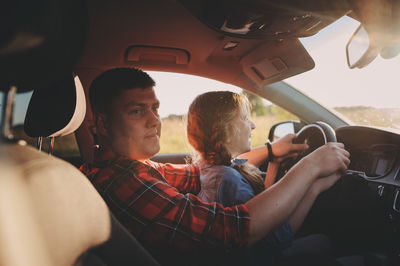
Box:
146, 160, 201, 194
80, 157, 250, 254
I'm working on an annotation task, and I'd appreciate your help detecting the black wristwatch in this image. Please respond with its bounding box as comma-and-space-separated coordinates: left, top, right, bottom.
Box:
265, 141, 275, 163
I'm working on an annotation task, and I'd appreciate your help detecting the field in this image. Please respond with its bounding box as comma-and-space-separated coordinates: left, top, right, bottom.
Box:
159, 114, 284, 154
335, 106, 400, 128
160, 106, 299, 154
160, 106, 400, 154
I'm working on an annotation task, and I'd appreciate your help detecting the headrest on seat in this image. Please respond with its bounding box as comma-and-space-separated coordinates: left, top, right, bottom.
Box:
24, 75, 86, 138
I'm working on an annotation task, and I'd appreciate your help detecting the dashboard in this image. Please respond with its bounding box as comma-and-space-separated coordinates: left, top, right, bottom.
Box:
337, 126, 400, 184
336, 126, 400, 213
348, 144, 399, 180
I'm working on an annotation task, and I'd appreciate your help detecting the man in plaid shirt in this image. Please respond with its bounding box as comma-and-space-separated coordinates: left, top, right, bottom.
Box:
81, 68, 350, 265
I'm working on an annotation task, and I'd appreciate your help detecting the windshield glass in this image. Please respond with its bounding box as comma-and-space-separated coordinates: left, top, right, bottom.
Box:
285, 16, 400, 130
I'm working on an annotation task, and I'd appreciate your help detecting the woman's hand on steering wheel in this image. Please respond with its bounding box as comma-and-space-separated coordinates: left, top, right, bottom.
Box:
271, 133, 309, 163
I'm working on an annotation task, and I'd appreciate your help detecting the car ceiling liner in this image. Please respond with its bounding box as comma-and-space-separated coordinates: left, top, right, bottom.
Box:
0, 0, 88, 93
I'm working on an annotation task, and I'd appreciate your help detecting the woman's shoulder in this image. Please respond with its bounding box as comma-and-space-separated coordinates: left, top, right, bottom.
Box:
217, 166, 255, 206
199, 162, 255, 206
200, 164, 245, 187
198, 164, 243, 203
219, 166, 245, 183
203, 164, 242, 179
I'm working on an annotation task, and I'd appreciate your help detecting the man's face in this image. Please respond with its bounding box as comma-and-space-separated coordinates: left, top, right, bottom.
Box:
103, 87, 161, 161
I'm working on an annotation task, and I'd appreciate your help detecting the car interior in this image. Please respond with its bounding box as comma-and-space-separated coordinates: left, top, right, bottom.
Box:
1, 0, 400, 265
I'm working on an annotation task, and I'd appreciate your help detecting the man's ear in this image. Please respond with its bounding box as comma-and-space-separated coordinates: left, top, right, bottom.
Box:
94, 113, 110, 137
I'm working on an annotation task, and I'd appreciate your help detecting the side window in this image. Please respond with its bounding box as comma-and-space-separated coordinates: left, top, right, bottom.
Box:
0, 91, 80, 160
150, 71, 299, 154
244, 92, 299, 147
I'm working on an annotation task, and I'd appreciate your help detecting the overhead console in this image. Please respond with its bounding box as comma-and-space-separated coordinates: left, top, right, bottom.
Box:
179, 0, 351, 39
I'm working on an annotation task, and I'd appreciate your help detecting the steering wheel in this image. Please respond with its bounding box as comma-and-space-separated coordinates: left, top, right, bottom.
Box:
274, 121, 337, 180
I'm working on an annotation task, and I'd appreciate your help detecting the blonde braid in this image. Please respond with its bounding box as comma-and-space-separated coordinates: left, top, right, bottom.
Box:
188, 91, 265, 195
208, 125, 231, 165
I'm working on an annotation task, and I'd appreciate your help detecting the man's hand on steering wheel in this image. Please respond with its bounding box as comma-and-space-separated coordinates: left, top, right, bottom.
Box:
311, 171, 342, 195
271, 133, 309, 163
306, 142, 351, 178
308, 143, 350, 195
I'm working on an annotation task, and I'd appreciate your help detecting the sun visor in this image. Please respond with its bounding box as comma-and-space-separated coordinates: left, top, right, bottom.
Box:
241, 38, 315, 86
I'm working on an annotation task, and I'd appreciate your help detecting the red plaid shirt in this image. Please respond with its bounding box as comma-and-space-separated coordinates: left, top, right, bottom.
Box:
80, 148, 250, 264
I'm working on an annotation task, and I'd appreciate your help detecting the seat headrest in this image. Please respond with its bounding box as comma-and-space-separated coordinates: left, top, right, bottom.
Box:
0, 0, 87, 93
24, 75, 86, 137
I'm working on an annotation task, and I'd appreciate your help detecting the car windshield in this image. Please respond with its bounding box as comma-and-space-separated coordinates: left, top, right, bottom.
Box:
285, 16, 400, 130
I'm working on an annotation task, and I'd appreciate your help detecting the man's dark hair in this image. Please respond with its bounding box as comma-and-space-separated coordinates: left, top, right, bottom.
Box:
89, 68, 155, 114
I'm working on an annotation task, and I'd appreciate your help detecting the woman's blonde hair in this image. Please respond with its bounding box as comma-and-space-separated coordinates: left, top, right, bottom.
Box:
187, 91, 265, 195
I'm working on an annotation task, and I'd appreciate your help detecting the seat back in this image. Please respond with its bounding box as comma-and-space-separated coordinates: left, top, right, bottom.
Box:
89, 214, 160, 266
0, 144, 111, 266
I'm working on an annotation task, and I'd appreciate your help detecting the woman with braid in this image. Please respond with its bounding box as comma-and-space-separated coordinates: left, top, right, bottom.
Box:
187, 91, 339, 265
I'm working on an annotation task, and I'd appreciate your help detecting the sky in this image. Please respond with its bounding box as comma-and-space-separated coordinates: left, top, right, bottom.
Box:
4, 16, 400, 125
286, 16, 400, 109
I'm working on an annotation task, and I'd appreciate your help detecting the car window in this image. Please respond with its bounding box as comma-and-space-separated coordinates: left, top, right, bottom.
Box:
1, 75, 298, 156
0, 91, 80, 159
149, 71, 299, 154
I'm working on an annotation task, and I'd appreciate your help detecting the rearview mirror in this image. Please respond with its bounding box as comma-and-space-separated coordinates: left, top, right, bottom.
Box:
268, 121, 304, 142
346, 25, 379, 69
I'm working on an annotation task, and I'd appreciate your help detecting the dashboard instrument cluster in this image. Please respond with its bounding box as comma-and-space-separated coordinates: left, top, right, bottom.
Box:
349, 144, 399, 179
